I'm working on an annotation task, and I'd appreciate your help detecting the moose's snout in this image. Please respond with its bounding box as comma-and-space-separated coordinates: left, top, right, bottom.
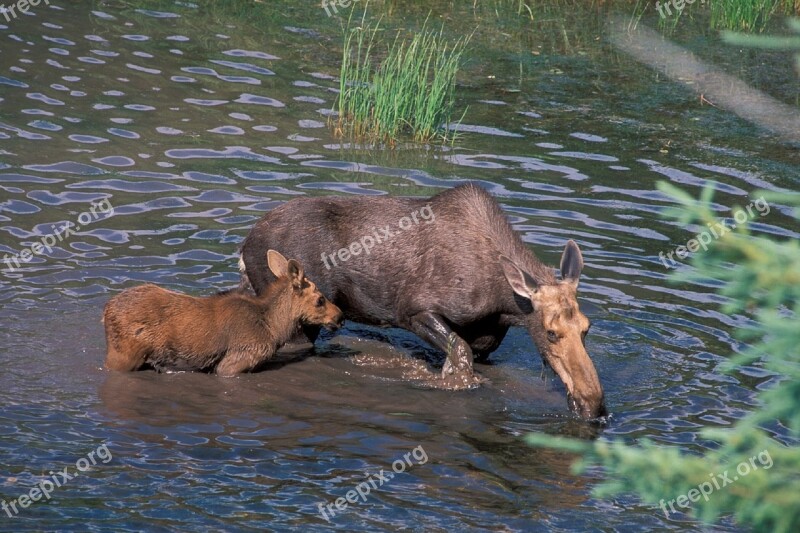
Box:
568, 391, 607, 421
566, 369, 606, 420
326, 310, 345, 330
547, 338, 606, 421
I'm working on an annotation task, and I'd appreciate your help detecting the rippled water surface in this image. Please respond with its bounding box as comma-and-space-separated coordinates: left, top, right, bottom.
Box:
1, 1, 798, 531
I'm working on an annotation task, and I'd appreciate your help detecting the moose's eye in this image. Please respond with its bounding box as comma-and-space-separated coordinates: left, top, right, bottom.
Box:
316, 296, 326, 307
547, 330, 559, 343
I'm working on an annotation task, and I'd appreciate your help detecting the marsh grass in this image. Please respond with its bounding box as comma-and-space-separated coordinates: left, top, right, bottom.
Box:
709, 0, 786, 31
477, 0, 799, 33
333, 16, 470, 145
649, 0, 797, 32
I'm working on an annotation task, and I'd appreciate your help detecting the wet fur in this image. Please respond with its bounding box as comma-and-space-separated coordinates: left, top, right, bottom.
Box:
239, 184, 605, 417
240, 184, 553, 335
103, 254, 343, 376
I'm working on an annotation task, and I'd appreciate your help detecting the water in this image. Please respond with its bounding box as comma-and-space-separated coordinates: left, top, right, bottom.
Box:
0, 1, 797, 531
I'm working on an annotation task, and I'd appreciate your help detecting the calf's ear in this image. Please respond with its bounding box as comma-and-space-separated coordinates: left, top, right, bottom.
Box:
267, 250, 290, 278
287, 259, 305, 289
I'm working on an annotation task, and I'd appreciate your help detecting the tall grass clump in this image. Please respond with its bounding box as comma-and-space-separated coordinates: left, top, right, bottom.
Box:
645, 0, 799, 32
709, 0, 785, 31
334, 17, 469, 145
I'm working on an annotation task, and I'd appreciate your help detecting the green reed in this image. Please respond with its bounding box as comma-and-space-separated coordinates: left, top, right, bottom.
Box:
709, 0, 786, 31
334, 16, 469, 145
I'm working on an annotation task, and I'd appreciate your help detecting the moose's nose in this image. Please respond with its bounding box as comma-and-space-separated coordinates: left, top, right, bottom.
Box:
569, 392, 608, 421
328, 312, 345, 330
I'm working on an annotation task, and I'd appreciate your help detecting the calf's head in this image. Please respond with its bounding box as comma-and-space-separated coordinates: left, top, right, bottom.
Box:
267, 250, 344, 330
500, 240, 606, 420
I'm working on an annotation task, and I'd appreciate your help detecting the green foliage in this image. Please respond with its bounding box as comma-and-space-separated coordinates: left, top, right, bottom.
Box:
334, 13, 469, 145
527, 183, 800, 531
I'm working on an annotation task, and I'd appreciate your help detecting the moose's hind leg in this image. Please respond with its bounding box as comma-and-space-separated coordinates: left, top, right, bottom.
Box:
469, 326, 509, 363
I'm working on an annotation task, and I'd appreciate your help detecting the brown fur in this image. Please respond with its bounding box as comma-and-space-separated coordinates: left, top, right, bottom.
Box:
239, 184, 606, 419
500, 264, 602, 419
102, 251, 343, 377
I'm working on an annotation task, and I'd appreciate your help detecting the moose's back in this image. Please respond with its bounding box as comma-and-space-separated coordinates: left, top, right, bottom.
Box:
239, 184, 546, 329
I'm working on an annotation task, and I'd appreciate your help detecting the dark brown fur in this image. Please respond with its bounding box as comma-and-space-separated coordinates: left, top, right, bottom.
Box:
239, 184, 606, 419
102, 251, 343, 377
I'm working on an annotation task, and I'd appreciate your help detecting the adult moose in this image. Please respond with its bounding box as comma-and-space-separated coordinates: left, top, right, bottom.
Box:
239, 184, 606, 419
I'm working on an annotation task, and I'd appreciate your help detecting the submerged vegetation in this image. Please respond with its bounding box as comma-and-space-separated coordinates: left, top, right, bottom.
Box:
333, 16, 469, 145
528, 184, 800, 531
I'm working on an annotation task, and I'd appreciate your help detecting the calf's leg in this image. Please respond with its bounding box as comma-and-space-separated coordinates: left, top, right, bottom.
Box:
298, 324, 321, 345
216, 347, 273, 377
105, 340, 149, 371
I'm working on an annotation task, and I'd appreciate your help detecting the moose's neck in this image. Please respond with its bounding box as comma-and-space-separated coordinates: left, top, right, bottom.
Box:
504, 245, 558, 288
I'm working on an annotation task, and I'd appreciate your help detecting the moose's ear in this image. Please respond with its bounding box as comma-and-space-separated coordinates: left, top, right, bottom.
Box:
267, 250, 289, 278
560, 240, 583, 285
500, 255, 539, 299
287, 259, 305, 289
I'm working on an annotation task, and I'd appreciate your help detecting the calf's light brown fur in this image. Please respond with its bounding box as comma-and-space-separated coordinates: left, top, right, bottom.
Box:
102, 250, 343, 376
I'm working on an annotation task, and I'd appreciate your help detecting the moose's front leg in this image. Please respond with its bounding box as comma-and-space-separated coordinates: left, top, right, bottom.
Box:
406, 312, 481, 388
215, 346, 271, 377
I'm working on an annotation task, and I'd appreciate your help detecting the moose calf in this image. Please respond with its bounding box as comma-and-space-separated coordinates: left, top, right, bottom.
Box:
102, 250, 343, 376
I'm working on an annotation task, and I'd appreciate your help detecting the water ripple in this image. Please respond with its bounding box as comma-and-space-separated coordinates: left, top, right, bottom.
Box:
209, 60, 274, 76
165, 147, 282, 164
